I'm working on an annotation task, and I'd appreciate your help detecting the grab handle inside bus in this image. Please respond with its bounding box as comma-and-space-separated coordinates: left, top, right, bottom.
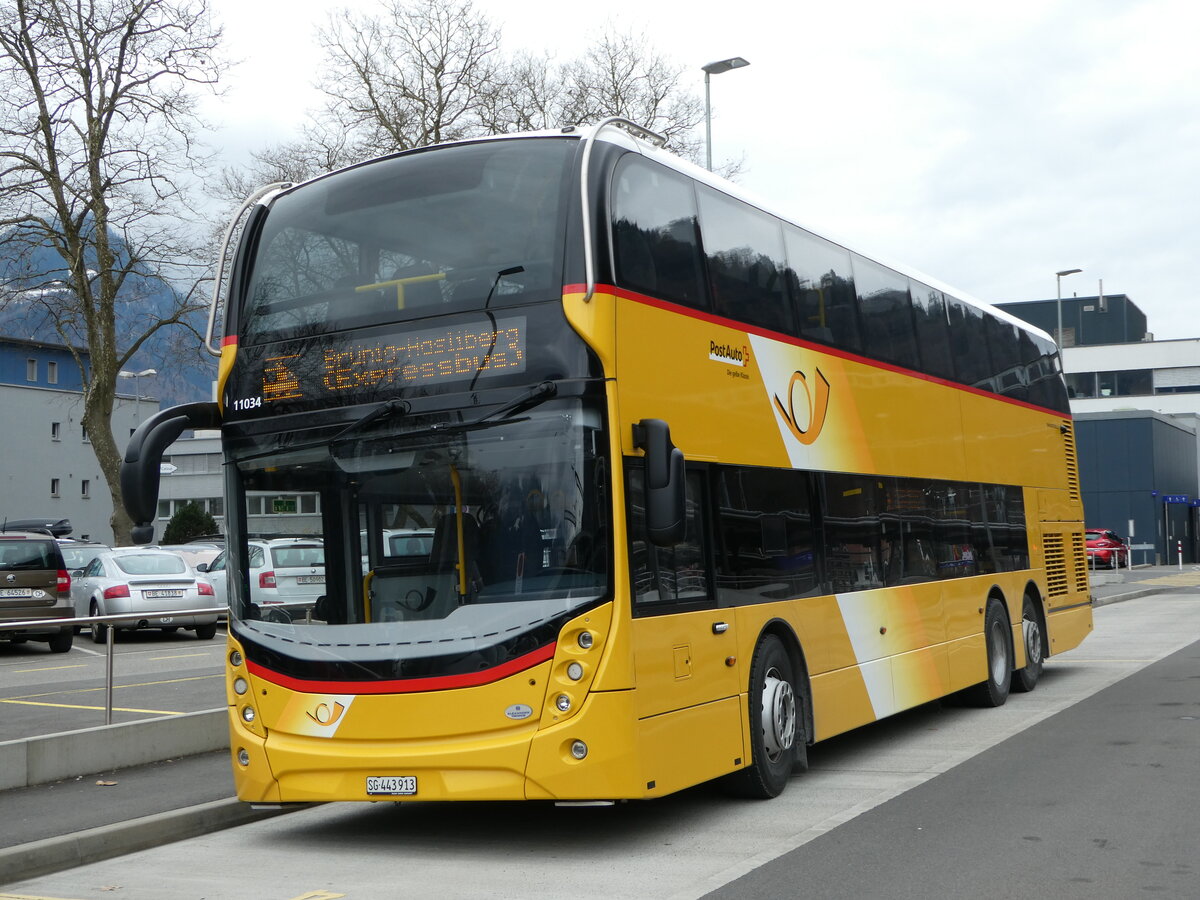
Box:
633, 418, 686, 546
121, 402, 222, 544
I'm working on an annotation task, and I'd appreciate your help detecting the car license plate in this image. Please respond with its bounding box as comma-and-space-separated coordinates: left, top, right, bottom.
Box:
144, 589, 184, 599
0, 588, 33, 598
366, 776, 417, 796
297, 575, 325, 584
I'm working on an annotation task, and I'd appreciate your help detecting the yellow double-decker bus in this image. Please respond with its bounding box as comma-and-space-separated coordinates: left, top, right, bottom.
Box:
122, 119, 1091, 803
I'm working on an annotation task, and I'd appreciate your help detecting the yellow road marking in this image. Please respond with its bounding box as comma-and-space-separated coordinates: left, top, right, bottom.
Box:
150, 652, 210, 661
0, 698, 182, 715
1, 894, 86, 900
289, 893, 346, 900
12, 664, 88, 673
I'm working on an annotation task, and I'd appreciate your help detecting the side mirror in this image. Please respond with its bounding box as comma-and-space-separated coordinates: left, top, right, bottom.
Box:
196, 562, 209, 572
633, 418, 686, 546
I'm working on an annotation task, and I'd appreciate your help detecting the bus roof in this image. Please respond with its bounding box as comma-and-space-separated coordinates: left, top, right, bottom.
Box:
250, 124, 1055, 348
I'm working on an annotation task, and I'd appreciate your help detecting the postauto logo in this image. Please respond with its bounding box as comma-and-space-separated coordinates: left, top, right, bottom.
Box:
710, 340, 750, 367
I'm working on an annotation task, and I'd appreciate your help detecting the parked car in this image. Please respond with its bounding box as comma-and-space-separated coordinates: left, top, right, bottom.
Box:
0, 529, 74, 652
57, 540, 111, 572
199, 537, 324, 621
1085, 528, 1128, 569
155, 543, 222, 572
71, 548, 220, 642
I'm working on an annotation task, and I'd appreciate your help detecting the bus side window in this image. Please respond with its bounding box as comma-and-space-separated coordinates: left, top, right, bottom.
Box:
612, 156, 707, 310
627, 464, 712, 614
783, 226, 861, 355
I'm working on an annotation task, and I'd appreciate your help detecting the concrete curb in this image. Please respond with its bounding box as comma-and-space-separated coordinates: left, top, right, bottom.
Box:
0, 797, 307, 886
0, 708, 227, 791
1093, 587, 1167, 608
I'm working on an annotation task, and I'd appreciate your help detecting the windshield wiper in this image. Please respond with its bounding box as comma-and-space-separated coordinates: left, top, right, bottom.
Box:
331, 398, 411, 444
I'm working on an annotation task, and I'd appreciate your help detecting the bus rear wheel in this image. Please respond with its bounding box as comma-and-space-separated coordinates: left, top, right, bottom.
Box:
1013, 594, 1044, 693
965, 598, 1012, 707
723, 634, 800, 799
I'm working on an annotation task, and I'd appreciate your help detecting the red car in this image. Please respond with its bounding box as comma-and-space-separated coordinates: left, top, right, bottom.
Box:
1085, 529, 1128, 568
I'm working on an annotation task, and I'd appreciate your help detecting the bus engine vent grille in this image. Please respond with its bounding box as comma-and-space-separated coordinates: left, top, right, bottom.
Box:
1069, 529, 1089, 594
1044, 531, 1089, 598
1044, 532, 1068, 597
1062, 422, 1081, 502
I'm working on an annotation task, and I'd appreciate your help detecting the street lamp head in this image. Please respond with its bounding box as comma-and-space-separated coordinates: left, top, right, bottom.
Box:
1056, 268, 1082, 277
119, 368, 157, 378
702, 56, 750, 76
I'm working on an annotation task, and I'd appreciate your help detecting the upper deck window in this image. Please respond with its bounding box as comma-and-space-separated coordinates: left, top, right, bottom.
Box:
241, 138, 575, 345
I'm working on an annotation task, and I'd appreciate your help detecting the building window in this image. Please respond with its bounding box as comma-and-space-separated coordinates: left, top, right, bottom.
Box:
51, 422, 61, 441
47, 361, 58, 384
51, 478, 60, 498
82, 424, 90, 443
81, 479, 90, 499
26, 358, 37, 382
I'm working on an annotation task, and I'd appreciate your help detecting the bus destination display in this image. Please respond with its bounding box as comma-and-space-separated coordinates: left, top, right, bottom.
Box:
256, 317, 526, 406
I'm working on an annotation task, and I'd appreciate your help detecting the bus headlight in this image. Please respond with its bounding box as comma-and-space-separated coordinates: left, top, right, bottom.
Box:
577, 631, 594, 650
566, 661, 584, 681
229, 649, 243, 667
237, 748, 250, 766
555, 693, 572, 712
233, 677, 249, 695
570, 740, 588, 760
241, 706, 256, 724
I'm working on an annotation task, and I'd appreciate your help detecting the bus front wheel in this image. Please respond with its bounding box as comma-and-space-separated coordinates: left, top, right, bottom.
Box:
723, 633, 800, 799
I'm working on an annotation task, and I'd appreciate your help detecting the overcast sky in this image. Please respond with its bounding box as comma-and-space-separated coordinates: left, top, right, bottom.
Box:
205, 0, 1199, 340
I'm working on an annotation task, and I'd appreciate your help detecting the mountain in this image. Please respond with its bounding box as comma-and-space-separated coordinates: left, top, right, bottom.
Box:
0, 230, 216, 408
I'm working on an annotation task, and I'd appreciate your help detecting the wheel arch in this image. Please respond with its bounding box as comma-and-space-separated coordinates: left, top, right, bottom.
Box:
1021, 579, 1050, 660
754, 618, 813, 748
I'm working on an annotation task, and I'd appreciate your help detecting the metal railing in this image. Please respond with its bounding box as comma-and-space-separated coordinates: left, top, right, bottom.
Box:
1, 606, 226, 725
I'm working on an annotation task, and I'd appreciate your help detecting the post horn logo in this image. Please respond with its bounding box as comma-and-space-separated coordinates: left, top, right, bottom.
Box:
773, 367, 831, 445
306, 700, 347, 727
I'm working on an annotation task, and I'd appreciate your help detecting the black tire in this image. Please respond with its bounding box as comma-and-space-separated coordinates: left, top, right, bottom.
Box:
195, 621, 218, 640
723, 634, 800, 799
1012, 594, 1044, 694
965, 598, 1012, 707
90, 601, 107, 644
48, 629, 73, 653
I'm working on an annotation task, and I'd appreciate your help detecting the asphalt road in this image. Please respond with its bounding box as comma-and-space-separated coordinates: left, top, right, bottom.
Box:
0, 626, 226, 740
6, 589, 1199, 900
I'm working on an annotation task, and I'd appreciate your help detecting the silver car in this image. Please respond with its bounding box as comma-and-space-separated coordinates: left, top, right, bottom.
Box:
200, 538, 324, 622
71, 548, 220, 641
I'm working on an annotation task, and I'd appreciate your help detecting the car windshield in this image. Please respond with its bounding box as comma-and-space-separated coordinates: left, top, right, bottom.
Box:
225, 398, 610, 669
114, 554, 188, 576
0, 542, 55, 569
270, 545, 324, 568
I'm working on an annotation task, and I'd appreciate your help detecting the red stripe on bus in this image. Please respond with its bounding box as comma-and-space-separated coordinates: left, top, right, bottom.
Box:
222, 335, 238, 347
564, 282, 1068, 418
245, 641, 557, 694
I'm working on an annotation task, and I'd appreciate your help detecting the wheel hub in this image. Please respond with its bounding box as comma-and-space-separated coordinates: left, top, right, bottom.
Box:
761, 667, 796, 761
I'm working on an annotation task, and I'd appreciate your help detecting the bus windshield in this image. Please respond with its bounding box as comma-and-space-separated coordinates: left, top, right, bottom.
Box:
241, 137, 576, 345
227, 399, 610, 673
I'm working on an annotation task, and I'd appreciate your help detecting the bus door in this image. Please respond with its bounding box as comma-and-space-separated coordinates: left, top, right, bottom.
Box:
627, 467, 744, 790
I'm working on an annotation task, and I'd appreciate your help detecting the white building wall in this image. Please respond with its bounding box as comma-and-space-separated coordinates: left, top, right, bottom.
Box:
0, 384, 152, 543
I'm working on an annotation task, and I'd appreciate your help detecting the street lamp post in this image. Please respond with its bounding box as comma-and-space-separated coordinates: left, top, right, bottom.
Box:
118, 368, 157, 426
1055, 268, 1082, 351
702, 56, 750, 171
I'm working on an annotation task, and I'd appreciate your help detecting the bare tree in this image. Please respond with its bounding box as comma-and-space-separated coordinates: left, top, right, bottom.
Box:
317, 0, 502, 158
556, 29, 705, 159
0, 0, 224, 544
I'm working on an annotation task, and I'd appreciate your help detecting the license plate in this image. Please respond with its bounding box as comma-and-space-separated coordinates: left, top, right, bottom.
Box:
144, 589, 184, 599
0, 588, 33, 598
366, 776, 417, 796
296, 575, 325, 584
